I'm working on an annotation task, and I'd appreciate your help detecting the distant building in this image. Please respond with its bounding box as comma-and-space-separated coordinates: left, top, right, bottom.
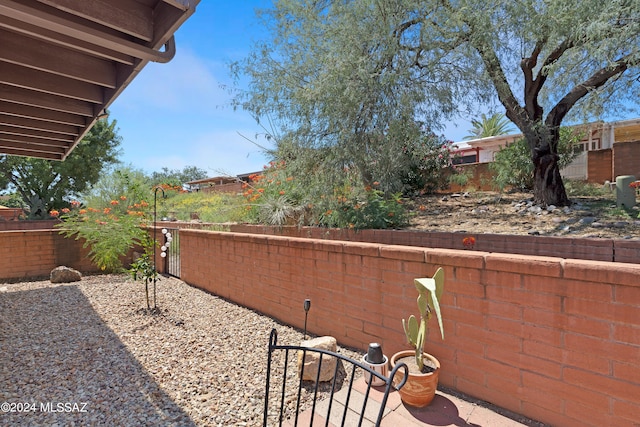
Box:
453, 117, 640, 184
186, 172, 261, 194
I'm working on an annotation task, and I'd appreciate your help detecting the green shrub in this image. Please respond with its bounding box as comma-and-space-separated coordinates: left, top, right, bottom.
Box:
241, 162, 407, 229
490, 128, 581, 191
316, 184, 408, 229
53, 197, 150, 272
401, 135, 460, 194
564, 180, 611, 198
242, 162, 308, 226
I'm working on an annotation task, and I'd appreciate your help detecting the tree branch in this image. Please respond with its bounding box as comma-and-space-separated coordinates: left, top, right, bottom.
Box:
546, 57, 630, 128
472, 35, 528, 132
521, 40, 544, 120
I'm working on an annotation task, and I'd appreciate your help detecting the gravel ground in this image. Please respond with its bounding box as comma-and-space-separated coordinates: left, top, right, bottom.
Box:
0, 274, 363, 426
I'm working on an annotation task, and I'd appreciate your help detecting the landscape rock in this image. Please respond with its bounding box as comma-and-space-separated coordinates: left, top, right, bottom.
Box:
1, 275, 362, 427
579, 217, 597, 225
297, 336, 338, 382
408, 190, 640, 240
50, 266, 82, 283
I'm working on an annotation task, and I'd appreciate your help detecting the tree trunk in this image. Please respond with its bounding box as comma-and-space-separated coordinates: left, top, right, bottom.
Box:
531, 145, 570, 207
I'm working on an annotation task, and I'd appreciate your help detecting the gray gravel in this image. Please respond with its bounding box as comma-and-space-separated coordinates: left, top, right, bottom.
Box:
0, 275, 363, 426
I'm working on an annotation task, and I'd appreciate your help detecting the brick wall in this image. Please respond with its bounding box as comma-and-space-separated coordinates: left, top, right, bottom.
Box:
587, 148, 613, 184
613, 140, 640, 179
0, 207, 23, 221
197, 182, 243, 194
164, 223, 639, 264
180, 229, 640, 427
0, 220, 58, 231
0, 230, 99, 280
449, 162, 497, 192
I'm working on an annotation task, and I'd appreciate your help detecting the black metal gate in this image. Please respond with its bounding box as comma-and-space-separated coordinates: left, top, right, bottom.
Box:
162, 228, 180, 278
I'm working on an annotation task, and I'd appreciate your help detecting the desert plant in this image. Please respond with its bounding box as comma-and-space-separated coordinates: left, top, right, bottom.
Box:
129, 232, 159, 311
54, 198, 150, 272
402, 267, 445, 371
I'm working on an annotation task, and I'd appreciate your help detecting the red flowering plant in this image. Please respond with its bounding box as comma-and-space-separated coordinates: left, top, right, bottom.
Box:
630, 180, 640, 196
462, 236, 476, 250
242, 161, 408, 229
54, 196, 152, 272
242, 161, 307, 225
318, 181, 408, 229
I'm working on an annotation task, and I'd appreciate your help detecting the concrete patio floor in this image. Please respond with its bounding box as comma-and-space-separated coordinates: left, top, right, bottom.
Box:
287, 376, 547, 427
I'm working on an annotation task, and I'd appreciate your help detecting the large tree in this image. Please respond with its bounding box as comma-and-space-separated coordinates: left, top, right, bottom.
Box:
0, 118, 121, 218
234, 0, 640, 205
150, 166, 208, 188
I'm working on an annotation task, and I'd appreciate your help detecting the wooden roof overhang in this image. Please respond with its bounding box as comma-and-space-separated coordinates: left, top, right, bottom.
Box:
0, 0, 199, 160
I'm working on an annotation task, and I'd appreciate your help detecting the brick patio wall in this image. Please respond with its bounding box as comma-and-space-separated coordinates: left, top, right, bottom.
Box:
180, 229, 640, 427
0, 230, 99, 280
0, 220, 58, 231
158, 222, 640, 264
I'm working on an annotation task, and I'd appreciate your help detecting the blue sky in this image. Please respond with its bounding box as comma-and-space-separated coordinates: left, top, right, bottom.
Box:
109, 1, 278, 177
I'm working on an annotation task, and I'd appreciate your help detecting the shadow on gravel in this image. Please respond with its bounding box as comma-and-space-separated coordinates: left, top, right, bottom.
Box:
0, 285, 196, 427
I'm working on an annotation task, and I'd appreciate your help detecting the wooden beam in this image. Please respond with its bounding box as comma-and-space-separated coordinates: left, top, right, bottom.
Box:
0, 14, 135, 65
0, 125, 75, 145
0, 115, 80, 136
0, 101, 86, 126
0, 28, 116, 88
0, 140, 64, 159
0, 84, 94, 116
0, 61, 103, 103
38, 0, 154, 42
0, 1, 176, 63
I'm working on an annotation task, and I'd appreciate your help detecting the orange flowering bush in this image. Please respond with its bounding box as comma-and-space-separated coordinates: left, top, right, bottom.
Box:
318, 183, 407, 229
241, 161, 409, 229
242, 161, 307, 225
54, 195, 152, 272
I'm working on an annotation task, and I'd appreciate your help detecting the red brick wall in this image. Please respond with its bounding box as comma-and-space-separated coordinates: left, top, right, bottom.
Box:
197, 182, 243, 194
587, 149, 613, 183
0, 220, 58, 231
0, 230, 99, 280
449, 162, 497, 192
175, 223, 637, 264
0, 207, 23, 221
613, 140, 640, 179
180, 229, 640, 427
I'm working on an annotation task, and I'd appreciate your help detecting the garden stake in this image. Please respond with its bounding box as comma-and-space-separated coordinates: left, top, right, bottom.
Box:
303, 299, 311, 339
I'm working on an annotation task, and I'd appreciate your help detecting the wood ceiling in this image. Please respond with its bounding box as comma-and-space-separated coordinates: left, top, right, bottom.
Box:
0, 0, 200, 160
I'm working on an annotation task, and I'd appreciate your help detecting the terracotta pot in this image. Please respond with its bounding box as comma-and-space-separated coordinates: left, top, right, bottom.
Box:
390, 350, 440, 407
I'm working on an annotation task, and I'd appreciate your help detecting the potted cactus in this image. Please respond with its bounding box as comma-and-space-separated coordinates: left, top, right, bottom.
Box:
390, 267, 445, 407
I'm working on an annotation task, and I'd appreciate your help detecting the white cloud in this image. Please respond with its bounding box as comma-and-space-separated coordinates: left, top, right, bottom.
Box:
114, 48, 228, 113
132, 128, 273, 177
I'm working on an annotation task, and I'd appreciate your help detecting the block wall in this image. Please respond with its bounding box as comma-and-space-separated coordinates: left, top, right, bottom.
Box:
587, 149, 613, 184
0, 230, 99, 280
180, 224, 638, 264
613, 140, 640, 179
0, 220, 58, 231
180, 229, 640, 427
